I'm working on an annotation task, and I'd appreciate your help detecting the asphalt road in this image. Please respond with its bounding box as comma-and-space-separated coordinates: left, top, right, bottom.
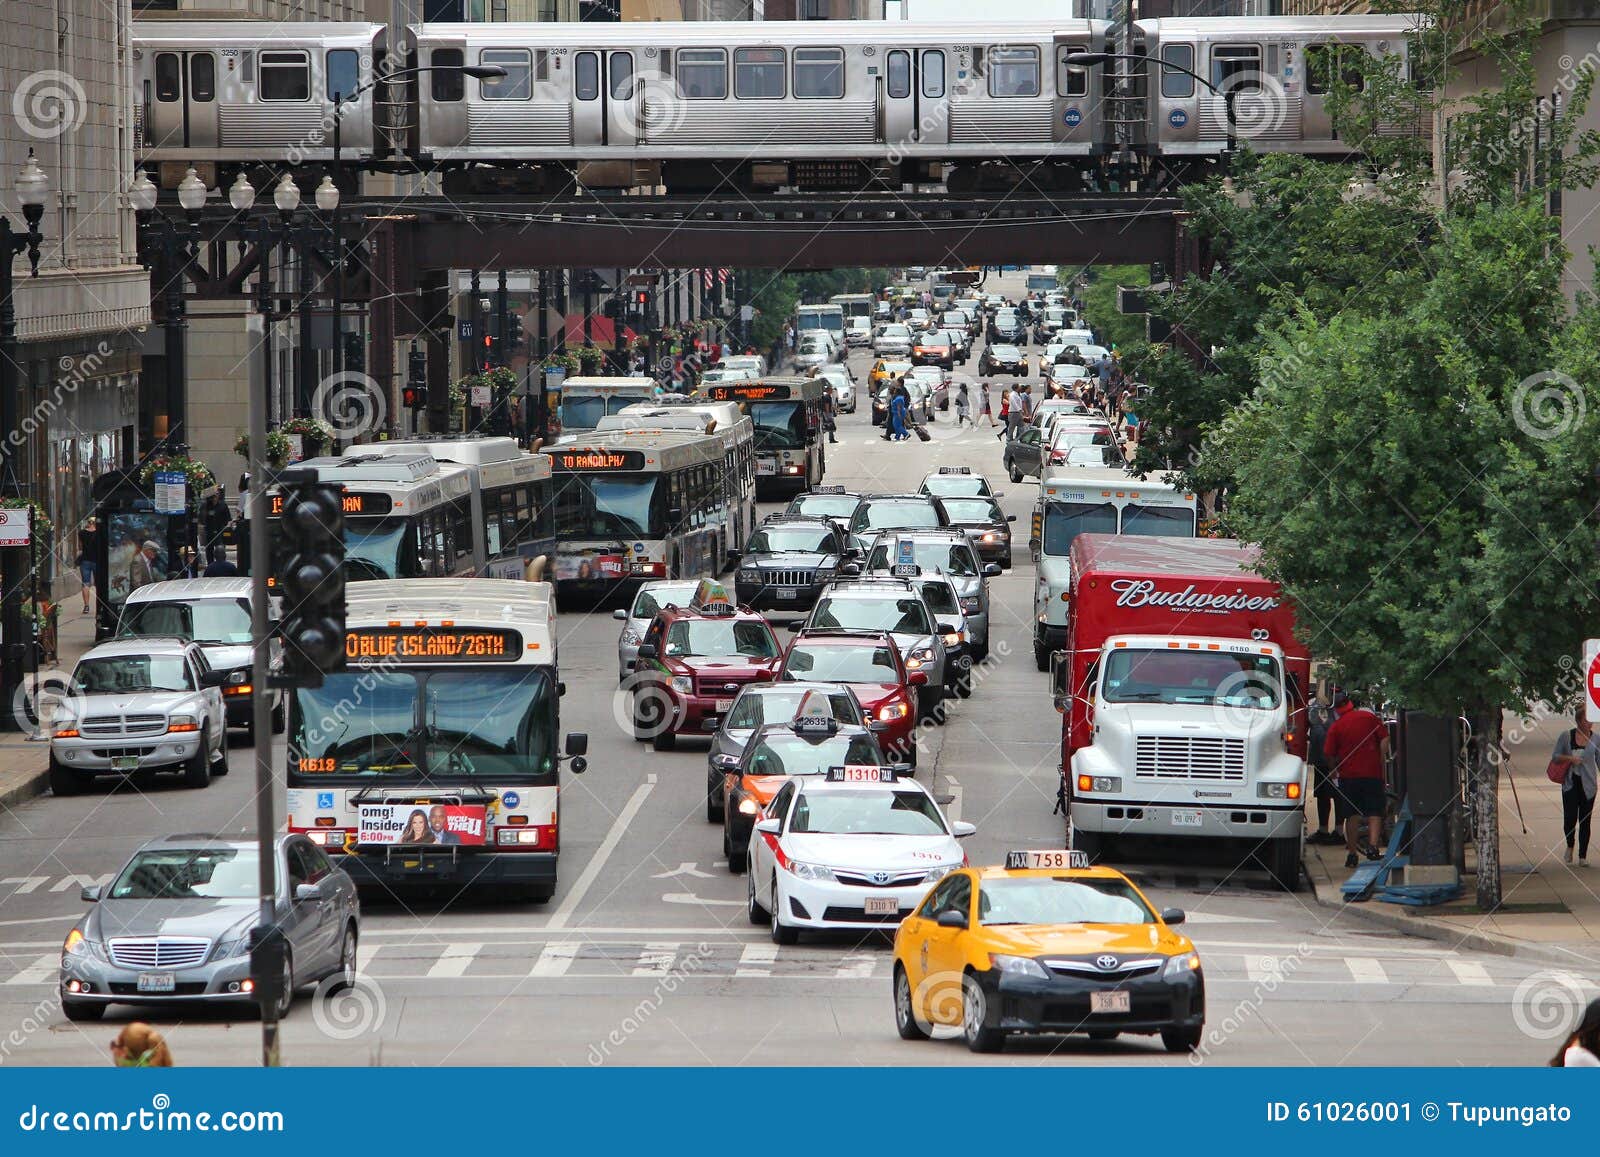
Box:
0, 274, 1585, 1067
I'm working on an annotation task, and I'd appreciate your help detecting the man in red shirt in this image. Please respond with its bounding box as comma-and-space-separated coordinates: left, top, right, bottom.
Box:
1321, 689, 1391, 868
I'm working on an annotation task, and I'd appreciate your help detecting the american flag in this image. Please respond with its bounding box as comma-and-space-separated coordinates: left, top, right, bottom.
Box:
703, 268, 730, 290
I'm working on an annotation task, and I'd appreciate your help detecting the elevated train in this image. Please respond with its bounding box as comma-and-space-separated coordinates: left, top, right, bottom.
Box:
132, 16, 1425, 194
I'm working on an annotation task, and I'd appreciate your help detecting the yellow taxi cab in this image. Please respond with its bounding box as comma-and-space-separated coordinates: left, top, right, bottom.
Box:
890, 849, 1204, 1054
869, 359, 912, 390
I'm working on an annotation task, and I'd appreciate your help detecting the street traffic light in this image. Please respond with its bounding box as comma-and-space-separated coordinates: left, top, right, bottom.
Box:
342, 331, 365, 374
483, 333, 500, 367
506, 313, 525, 351
405, 348, 427, 410
402, 383, 428, 409
275, 479, 346, 689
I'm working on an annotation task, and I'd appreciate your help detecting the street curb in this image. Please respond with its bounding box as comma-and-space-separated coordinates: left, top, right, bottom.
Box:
1304, 857, 1599, 969
0, 765, 50, 813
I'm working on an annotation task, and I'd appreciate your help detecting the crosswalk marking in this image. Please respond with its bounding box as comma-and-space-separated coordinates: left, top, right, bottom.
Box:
1446, 960, 1494, 986
735, 944, 777, 977
5, 954, 58, 986
425, 943, 481, 979
632, 942, 678, 976
834, 952, 876, 979
1345, 957, 1388, 985
530, 942, 581, 978
1245, 956, 1282, 984
356, 943, 381, 973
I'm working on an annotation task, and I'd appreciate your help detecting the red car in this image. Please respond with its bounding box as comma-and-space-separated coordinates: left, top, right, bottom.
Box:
776, 628, 926, 768
632, 581, 783, 751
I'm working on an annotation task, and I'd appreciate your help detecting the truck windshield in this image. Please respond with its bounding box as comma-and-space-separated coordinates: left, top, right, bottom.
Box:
1101, 650, 1281, 709
1122, 503, 1196, 538
1042, 500, 1117, 556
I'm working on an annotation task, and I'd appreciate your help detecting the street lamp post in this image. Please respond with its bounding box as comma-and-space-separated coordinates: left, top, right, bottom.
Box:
130, 167, 207, 456
0, 153, 49, 730
314, 176, 341, 381
1064, 52, 1238, 156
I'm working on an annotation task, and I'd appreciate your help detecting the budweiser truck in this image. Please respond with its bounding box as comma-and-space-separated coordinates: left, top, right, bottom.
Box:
1050, 535, 1310, 890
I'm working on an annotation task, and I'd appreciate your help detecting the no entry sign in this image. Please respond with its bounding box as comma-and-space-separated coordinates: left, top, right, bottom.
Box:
1586, 639, 1600, 724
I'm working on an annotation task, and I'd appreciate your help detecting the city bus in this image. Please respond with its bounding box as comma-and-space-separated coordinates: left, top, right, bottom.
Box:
795, 303, 845, 348
555, 377, 658, 434
256, 437, 556, 583
1026, 267, 1061, 294
283, 579, 587, 902
610, 397, 757, 565
1028, 466, 1199, 670
700, 377, 828, 498
829, 293, 875, 322
549, 427, 731, 598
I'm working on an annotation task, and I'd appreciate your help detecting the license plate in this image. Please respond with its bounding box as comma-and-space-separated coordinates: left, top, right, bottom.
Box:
136, 971, 175, 994
1090, 990, 1130, 1014
756, 461, 776, 475
864, 897, 898, 916
111, 756, 140, 772
776, 587, 800, 599
715, 698, 734, 712
1171, 809, 1204, 828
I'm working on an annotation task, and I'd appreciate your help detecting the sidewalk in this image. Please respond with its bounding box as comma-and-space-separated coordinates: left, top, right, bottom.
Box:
0, 606, 98, 811
1305, 710, 1600, 967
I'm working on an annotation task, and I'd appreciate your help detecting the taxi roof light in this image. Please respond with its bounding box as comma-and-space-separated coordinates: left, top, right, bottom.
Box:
1004, 849, 1090, 870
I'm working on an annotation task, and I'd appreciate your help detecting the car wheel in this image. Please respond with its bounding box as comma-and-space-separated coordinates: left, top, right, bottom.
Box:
1163, 1025, 1204, 1054
893, 965, 929, 1041
746, 871, 767, 925
769, 883, 798, 946
63, 999, 105, 1022
48, 758, 83, 797
210, 728, 229, 777
706, 775, 722, 823
962, 973, 1005, 1053
329, 923, 357, 994
1008, 463, 1023, 484
272, 950, 294, 1020
183, 728, 212, 789
724, 823, 747, 874
651, 727, 676, 752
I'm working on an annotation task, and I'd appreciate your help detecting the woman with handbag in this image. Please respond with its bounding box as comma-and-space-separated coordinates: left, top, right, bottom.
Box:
1548, 710, 1597, 865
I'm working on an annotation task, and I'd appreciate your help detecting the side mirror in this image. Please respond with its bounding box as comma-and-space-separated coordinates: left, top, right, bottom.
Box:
935, 909, 968, 929
936, 620, 960, 636
668, 507, 684, 523
983, 563, 1002, 577
612, 608, 628, 621
907, 670, 929, 686
565, 732, 589, 757
951, 820, 977, 838
294, 882, 324, 903
839, 563, 861, 577
199, 669, 227, 688
636, 643, 659, 660
727, 550, 741, 561
80, 886, 100, 903
889, 762, 913, 775
868, 720, 888, 733
1160, 907, 1186, 927
786, 621, 803, 632
1006, 514, 1018, 523
754, 818, 781, 836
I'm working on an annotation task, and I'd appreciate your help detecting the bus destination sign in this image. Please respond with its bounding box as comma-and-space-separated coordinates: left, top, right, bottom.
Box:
705, 384, 792, 401
269, 491, 393, 517
345, 627, 523, 664
552, 449, 647, 471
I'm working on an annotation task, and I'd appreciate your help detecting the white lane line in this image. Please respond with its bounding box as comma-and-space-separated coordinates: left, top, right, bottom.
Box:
1446, 960, 1494, 987
735, 943, 777, 977
6, 953, 60, 985
356, 942, 380, 973
1244, 956, 1282, 984
546, 778, 656, 931
1345, 957, 1388, 985
632, 942, 678, 976
944, 774, 962, 824
834, 952, 877, 979
530, 942, 581, 978
425, 942, 481, 979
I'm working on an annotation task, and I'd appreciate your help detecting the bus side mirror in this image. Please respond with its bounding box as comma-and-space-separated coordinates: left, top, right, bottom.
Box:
565, 732, 588, 757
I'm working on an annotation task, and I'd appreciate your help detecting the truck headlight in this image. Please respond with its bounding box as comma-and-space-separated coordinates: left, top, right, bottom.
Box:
1257, 782, 1302, 800
669, 676, 693, 696
167, 714, 199, 733
989, 953, 1049, 979
1164, 951, 1202, 978
1076, 774, 1121, 793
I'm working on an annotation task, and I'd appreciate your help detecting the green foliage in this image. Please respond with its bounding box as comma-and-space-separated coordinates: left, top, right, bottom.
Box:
743, 268, 894, 351
1080, 264, 1148, 352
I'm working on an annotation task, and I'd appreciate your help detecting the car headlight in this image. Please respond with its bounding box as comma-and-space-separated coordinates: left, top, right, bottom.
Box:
959, 597, 981, 615
62, 929, 107, 961
621, 630, 641, 647
786, 860, 834, 881
1258, 782, 1303, 800
877, 701, 910, 721
738, 568, 760, 582
923, 863, 961, 884
989, 953, 1050, 979
979, 533, 998, 543
669, 676, 693, 695
1164, 951, 1202, 978
909, 646, 935, 662
167, 714, 199, 733
737, 798, 759, 815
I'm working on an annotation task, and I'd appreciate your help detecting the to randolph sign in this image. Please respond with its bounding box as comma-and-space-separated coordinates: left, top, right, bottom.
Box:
0, 507, 32, 548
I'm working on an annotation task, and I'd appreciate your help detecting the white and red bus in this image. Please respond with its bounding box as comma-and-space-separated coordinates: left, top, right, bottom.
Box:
284, 579, 588, 902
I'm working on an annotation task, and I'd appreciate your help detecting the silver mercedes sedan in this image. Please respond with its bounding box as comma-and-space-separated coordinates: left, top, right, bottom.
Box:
59, 833, 360, 1022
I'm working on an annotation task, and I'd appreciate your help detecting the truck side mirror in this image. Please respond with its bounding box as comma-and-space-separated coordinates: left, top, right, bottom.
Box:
1049, 651, 1071, 712
636, 643, 658, 660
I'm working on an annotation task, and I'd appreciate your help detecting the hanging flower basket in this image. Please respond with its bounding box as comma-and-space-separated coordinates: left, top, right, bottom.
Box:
542, 352, 580, 378
576, 346, 604, 369
281, 416, 336, 453
232, 431, 293, 467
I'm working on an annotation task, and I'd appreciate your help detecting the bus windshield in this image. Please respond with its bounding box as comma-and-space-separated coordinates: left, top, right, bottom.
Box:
345, 520, 409, 581
561, 394, 648, 431
291, 668, 557, 779
1042, 500, 1118, 557
1101, 650, 1281, 709
560, 473, 666, 538
750, 401, 807, 451
1122, 503, 1196, 538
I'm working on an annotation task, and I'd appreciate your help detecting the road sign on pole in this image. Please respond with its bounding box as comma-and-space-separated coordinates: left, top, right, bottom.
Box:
0, 507, 31, 547
1585, 638, 1600, 724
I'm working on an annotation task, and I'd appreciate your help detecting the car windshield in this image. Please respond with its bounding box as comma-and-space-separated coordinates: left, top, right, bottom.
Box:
631, 583, 700, 621
923, 476, 991, 498
991, 346, 1020, 358
916, 581, 960, 617
750, 401, 807, 451
852, 500, 940, 532
915, 335, 950, 348
1121, 503, 1197, 538
109, 847, 260, 900
746, 527, 834, 554
726, 688, 859, 729
782, 644, 899, 684
74, 655, 193, 694
1102, 649, 1282, 708
292, 668, 557, 778
1041, 501, 1118, 556
1050, 427, 1114, 449
941, 498, 1003, 524
745, 733, 882, 777
978, 877, 1156, 925
880, 326, 910, 340
866, 541, 977, 577
665, 618, 779, 659
789, 495, 859, 520
789, 788, 946, 835
119, 598, 252, 645
811, 595, 932, 636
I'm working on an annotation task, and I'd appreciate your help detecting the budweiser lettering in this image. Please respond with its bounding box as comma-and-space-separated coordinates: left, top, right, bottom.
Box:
1110, 578, 1280, 612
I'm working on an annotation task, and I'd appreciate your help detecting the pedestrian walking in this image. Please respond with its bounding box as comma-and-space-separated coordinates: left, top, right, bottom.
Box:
1307, 689, 1338, 843
954, 381, 970, 426
174, 546, 202, 580
111, 1022, 174, 1067
822, 389, 839, 444
980, 379, 995, 427
1548, 710, 1597, 865
887, 381, 911, 442
75, 517, 101, 615
1323, 689, 1390, 868
1550, 997, 1600, 1066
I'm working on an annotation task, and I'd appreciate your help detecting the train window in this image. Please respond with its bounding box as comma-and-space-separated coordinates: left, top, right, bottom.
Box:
431, 49, 464, 102
481, 49, 531, 100
1161, 44, 1194, 98
610, 52, 634, 100
922, 51, 945, 98
734, 48, 786, 100
259, 51, 310, 101
1211, 44, 1261, 94
793, 48, 844, 99
887, 51, 910, 100
1305, 44, 1366, 95
1056, 44, 1088, 97
575, 52, 599, 101
677, 49, 727, 100
988, 46, 1040, 98
190, 54, 216, 103
155, 54, 180, 103
326, 48, 359, 102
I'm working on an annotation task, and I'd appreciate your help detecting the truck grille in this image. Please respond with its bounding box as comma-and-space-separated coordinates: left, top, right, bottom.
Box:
79, 714, 168, 739
694, 672, 764, 696
1134, 736, 1246, 780
108, 937, 212, 969
754, 568, 814, 588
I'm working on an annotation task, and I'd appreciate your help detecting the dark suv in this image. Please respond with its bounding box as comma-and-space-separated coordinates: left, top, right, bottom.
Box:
732, 516, 858, 614
988, 309, 1026, 344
